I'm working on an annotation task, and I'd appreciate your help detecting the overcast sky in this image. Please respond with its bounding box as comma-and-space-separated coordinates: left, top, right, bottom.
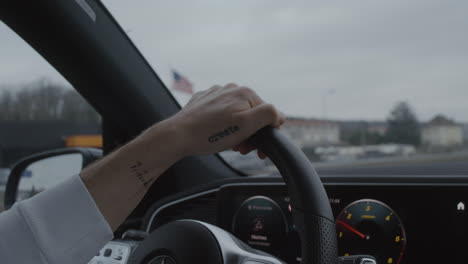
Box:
1, 0, 467, 122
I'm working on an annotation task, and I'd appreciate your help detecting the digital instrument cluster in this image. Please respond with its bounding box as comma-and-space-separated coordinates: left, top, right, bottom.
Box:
217, 184, 468, 264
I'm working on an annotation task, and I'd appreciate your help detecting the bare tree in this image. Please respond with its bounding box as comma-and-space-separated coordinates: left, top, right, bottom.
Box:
14, 88, 35, 120
28, 80, 64, 120
0, 90, 14, 120
61, 89, 100, 123
0, 78, 100, 124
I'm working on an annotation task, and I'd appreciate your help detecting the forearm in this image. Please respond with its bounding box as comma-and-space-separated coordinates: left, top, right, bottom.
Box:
80, 84, 283, 231
0, 84, 282, 264
80, 119, 184, 231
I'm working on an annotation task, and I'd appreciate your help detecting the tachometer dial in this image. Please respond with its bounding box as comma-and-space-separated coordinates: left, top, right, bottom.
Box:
336, 199, 406, 264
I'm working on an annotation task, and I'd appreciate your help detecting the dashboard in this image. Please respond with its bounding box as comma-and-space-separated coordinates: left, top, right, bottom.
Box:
141, 176, 468, 264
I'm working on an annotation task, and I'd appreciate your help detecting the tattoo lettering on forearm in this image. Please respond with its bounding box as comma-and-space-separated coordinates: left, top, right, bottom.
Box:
130, 161, 154, 188
208, 125, 240, 143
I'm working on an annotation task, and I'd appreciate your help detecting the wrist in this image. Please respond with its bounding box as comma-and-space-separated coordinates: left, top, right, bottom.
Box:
138, 117, 189, 163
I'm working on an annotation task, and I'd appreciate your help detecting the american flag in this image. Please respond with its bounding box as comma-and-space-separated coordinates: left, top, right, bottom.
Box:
172, 70, 194, 94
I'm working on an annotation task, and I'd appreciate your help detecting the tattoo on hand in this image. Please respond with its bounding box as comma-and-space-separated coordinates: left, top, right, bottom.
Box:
130, 161, 154, 188
208, 125, 240, 143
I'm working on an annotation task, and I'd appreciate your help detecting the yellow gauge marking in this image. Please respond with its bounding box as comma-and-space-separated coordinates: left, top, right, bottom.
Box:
361, 215, 376, 219
339, 200, 404, 262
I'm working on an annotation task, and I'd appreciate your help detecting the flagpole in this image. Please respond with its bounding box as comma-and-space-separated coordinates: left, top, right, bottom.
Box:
168, 63, 175, 74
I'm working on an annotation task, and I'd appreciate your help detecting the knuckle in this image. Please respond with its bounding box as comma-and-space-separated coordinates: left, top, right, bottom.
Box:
238, 86, 254, 97
263, 103, 274, 112
224, 83, 238, 89
263, 104, 278, 119
240, 86, 253, 94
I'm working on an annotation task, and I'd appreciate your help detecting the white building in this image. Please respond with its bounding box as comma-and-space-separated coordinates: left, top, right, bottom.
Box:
281, 117, 340, 148
421, 115, 463, 147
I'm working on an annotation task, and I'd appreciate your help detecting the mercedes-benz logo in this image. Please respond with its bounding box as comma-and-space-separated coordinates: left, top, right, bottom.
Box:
148, 255, 176, 264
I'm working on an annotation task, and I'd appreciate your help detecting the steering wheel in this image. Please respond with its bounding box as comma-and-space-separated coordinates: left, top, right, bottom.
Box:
129, 127, 339, 264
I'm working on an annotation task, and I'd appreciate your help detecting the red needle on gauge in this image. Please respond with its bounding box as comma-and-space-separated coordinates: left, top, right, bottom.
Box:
337, 220, 366, 239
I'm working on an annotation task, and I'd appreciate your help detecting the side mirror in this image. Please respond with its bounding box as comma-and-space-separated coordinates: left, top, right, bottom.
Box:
3, 148, 102, 210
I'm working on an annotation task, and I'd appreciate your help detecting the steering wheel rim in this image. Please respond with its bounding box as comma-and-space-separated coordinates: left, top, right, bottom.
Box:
250, 126, 337, 264
130, 126, 337, 264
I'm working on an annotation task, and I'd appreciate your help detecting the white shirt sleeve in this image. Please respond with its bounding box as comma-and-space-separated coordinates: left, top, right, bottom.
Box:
0, 174, 114, 264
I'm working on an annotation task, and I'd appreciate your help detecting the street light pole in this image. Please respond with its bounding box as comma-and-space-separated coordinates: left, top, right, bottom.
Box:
322, 88, 336, 120
322, 88, 336, 144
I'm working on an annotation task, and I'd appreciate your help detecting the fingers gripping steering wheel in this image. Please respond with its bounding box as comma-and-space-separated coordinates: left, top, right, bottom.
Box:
129, 127, 374, 264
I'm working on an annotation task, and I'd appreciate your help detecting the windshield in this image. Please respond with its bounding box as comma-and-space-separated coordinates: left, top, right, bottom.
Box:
103, 1, 468, 175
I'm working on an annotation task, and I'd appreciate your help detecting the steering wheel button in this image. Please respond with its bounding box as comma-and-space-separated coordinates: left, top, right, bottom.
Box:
104, 248, 112, 257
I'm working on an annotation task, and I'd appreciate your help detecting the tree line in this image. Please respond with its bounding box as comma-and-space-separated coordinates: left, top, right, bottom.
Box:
341, 101, 421, 146
0, 79, 423, 146
0, 79, 100, 124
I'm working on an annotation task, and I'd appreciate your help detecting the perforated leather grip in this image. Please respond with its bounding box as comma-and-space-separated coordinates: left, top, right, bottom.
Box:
249, 126, 338, 264
294, 212, 338, 264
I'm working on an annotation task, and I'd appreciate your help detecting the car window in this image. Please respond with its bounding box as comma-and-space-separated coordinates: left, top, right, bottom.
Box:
104, 1, 468, 175
0, 22, 102, 212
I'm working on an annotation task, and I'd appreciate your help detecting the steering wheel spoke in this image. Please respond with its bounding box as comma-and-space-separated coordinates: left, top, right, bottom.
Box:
128, 220, 284, 264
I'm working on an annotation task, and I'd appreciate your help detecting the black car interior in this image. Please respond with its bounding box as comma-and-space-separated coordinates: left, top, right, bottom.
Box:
1, 1, 467, 264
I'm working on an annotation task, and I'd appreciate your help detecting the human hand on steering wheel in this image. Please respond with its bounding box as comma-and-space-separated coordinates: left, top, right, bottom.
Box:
161, 83, 285, 157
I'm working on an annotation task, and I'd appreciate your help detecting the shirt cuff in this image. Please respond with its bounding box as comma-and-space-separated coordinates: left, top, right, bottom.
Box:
15, 174, 114, 264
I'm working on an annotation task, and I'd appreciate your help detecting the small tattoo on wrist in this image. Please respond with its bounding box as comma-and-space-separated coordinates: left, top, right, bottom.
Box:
130, 161, 153, 188
208, 125, 240, 143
